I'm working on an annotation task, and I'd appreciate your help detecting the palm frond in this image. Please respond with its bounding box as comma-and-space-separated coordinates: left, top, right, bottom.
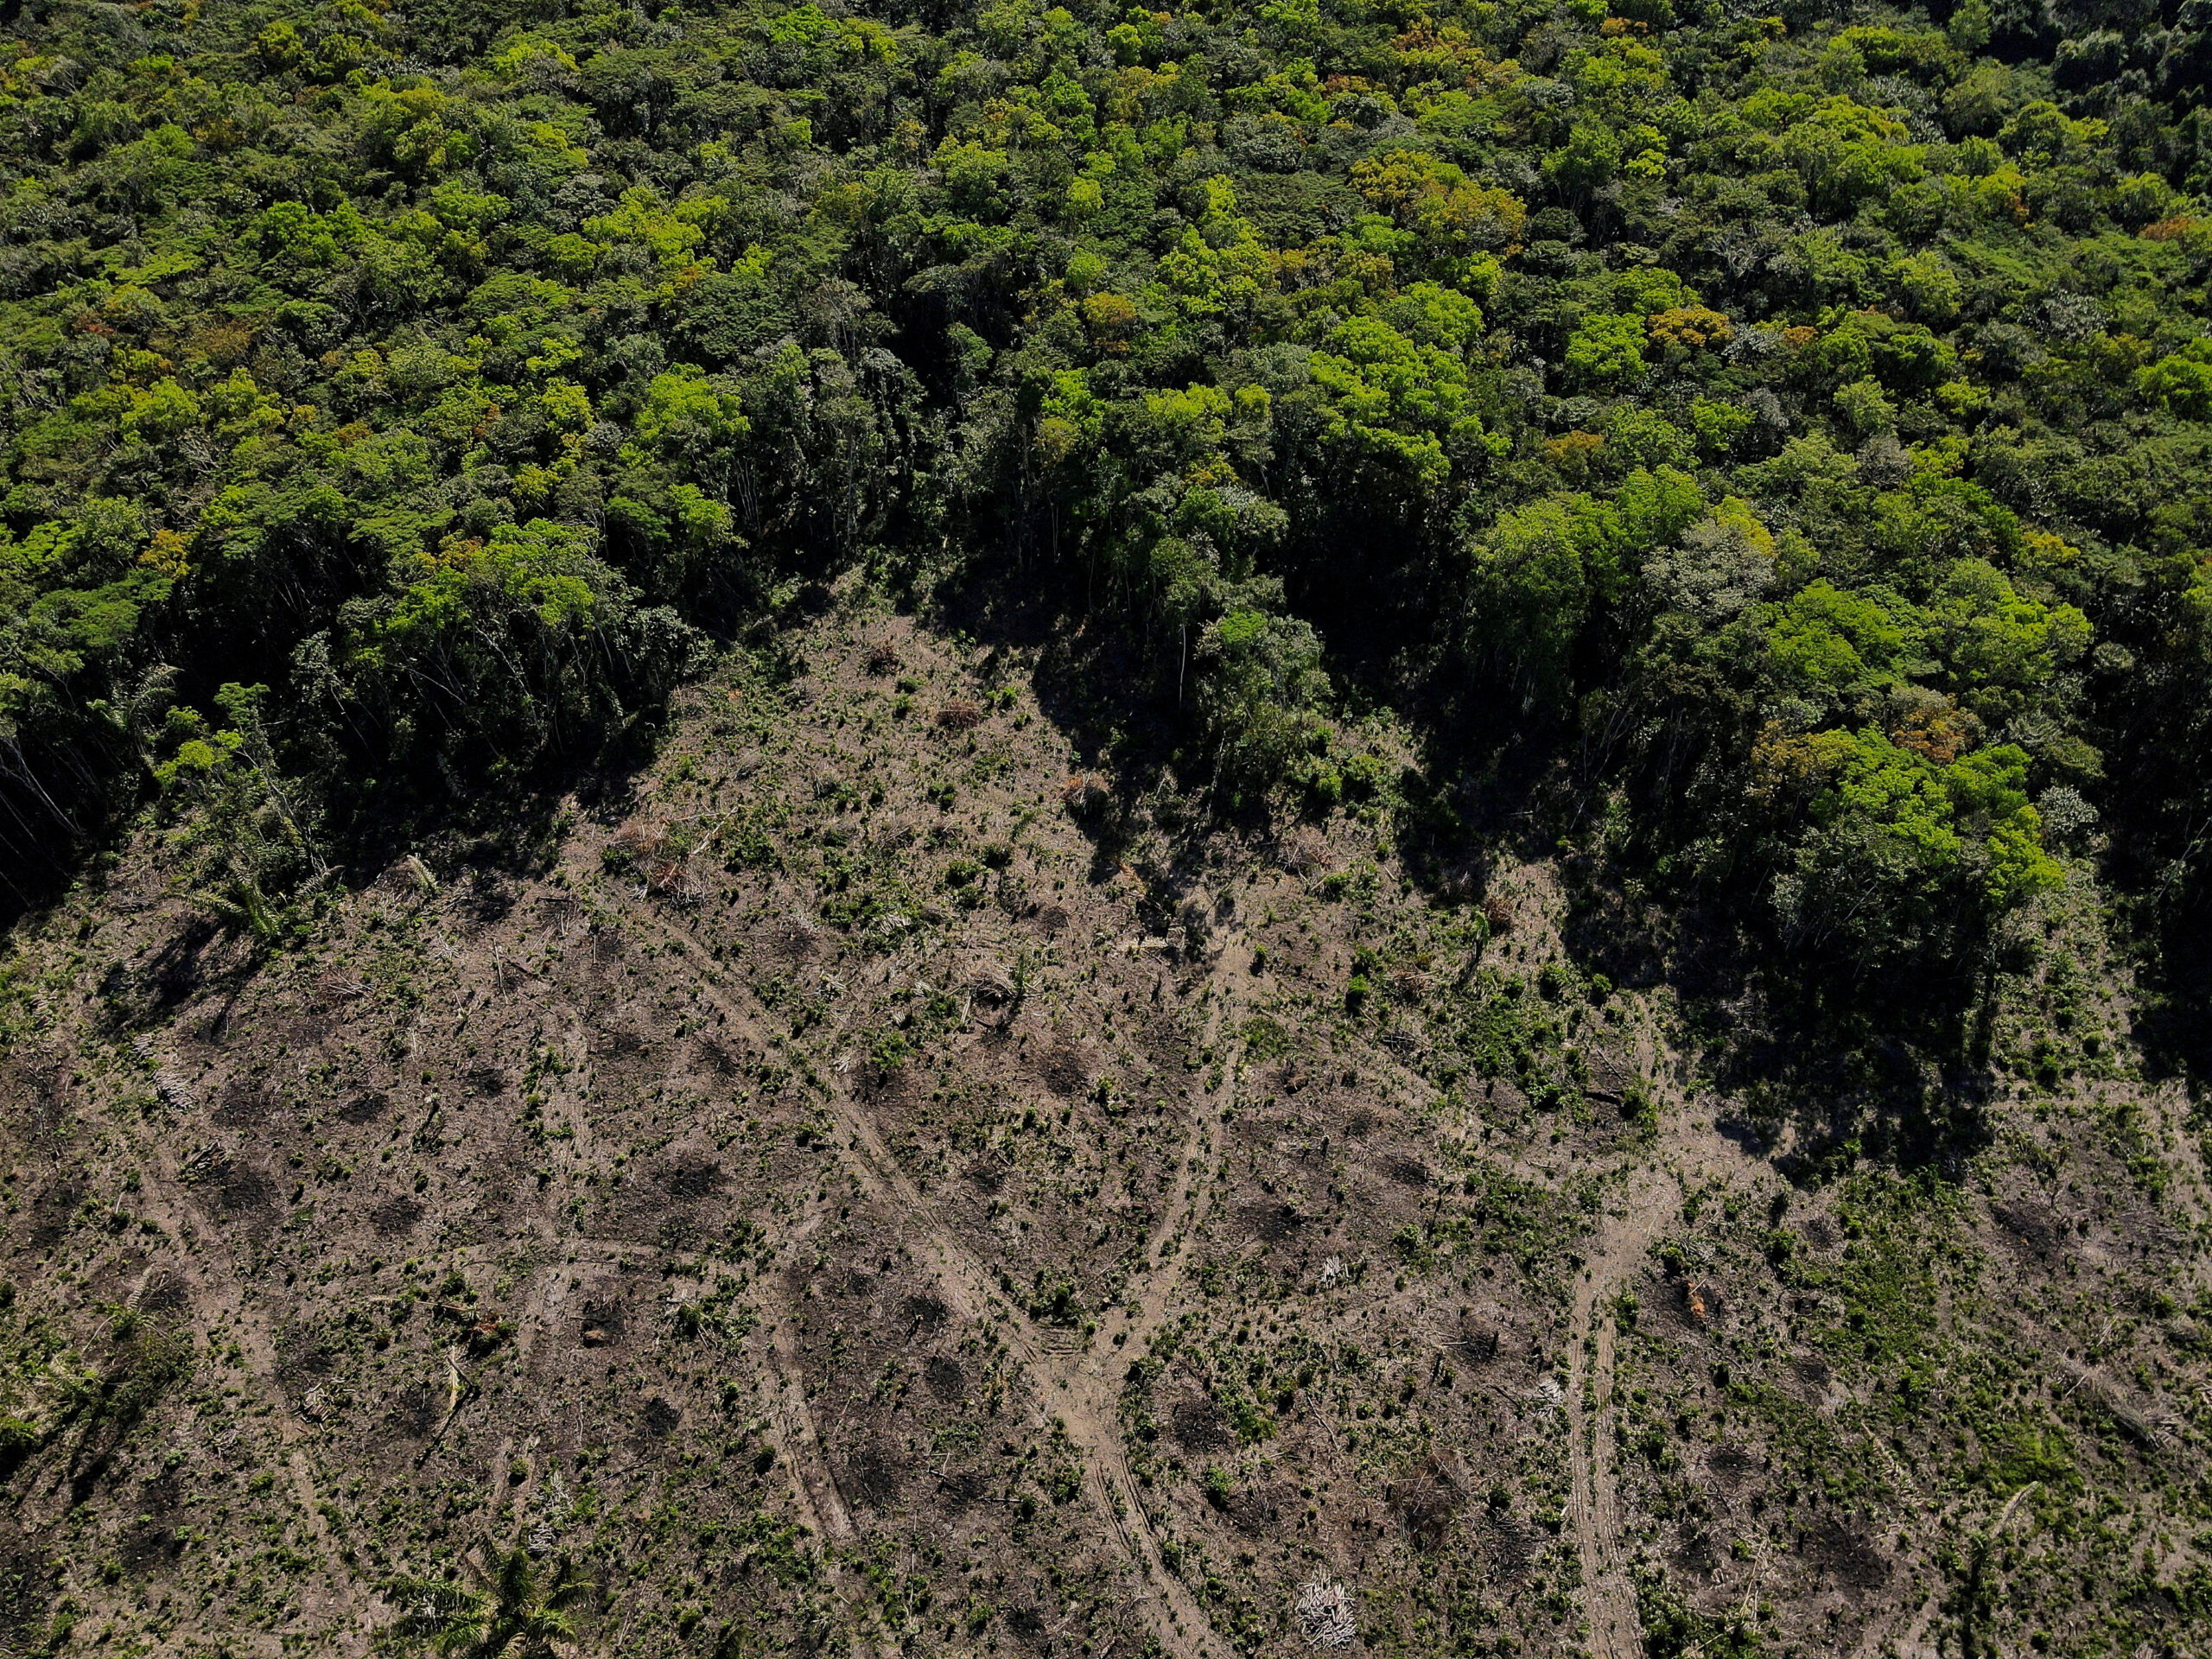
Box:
380, 1577, 492, 1651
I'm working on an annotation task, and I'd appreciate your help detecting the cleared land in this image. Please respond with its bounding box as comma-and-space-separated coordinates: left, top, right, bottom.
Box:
2, 601, 2207, 1658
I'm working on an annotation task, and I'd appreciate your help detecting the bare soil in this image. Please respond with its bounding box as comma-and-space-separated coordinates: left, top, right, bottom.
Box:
0, 597, 2206, 1659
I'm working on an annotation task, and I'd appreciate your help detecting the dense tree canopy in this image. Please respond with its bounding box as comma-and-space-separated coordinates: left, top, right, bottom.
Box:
3, 0, 2210, 1034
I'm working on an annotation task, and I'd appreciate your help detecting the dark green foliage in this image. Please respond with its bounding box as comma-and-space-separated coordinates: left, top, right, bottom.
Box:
383, 1547, 591, 1657
0, 0, 2206, 1062
1634, 1563, 1766, 1659
0, 1306, 191, 1478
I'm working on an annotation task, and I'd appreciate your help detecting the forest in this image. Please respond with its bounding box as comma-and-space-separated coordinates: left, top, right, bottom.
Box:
2, 0, 2209, 1046
2, 0, 2212, 1652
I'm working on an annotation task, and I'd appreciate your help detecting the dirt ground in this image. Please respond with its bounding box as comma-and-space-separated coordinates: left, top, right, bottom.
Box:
2, 594, 2208, 1659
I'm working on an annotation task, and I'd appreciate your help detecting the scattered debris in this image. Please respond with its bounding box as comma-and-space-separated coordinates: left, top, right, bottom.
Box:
315, 967, 370, 1005
1294, 1578, 1357, 1650
1276, 828, 1326, 875
2059, 1362, 2170, 1452
528, 1471, 570, 1557
1060, 774, 1108, 813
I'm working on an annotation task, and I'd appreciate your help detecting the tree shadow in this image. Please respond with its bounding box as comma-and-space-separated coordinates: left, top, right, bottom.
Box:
1385, 675, 2003, 1185
2133, 890, 2212, 1091
1554, 853, 1999, 1181
944, 575, 1170, 841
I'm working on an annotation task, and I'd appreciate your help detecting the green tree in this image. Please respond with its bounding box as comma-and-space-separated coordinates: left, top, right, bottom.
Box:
1564, 314, 1648, 389
383, 1548, 591, 1658
1195, 607, 1330, 799
1463, 494, 1605, 700
1309, 314, 1491, 485
1765, 729, 2059, 965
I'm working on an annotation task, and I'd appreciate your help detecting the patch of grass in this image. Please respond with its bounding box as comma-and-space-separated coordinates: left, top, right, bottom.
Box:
1237, 1014, 1293, 1062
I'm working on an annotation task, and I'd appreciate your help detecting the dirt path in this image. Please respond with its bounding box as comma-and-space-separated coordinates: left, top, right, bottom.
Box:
751, 1257, 907, 1659
1041, 952, 1255, 1659
754, 1244, 859, 1549
122, 1099, 350, 1607
624, 897, 1260, 1659
1564, 1166, 1677, 1659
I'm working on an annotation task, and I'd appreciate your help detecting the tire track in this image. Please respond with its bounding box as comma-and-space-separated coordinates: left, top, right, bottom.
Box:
1565, 1167, 1675, 1659
625, 899, 1252, 1659
123, 1107, 349, 1599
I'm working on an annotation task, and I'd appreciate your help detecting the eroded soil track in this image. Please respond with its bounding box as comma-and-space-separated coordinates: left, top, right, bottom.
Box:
627, 891, 1253, 1659
2, 613, 1672, 1659
1565, 1168, 1675, 1659
15, 608, 2189, 1659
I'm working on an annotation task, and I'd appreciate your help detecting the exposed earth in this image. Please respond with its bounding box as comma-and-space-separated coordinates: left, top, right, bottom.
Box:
2, 598, 2207, 1658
